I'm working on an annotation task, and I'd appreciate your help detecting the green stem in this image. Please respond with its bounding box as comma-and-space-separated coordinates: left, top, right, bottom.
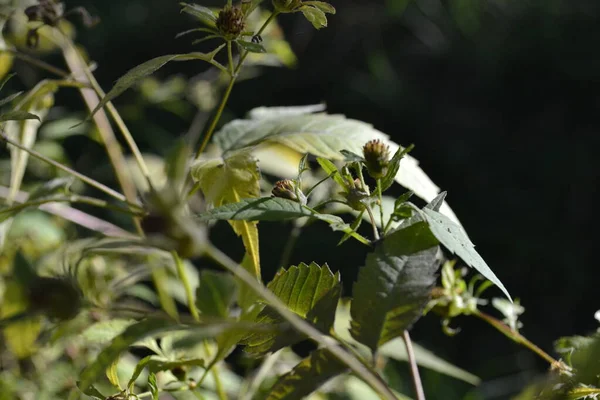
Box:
364, 205, 380, 240
377, 179, 385, 230
279, 223, 303, 268
0, 194, 144, 217
1, 133, 128, 203
172, 251, 200, 322
227, 41, 234, 76
205, 243, 397, 400
201, 341, 228, 400
4, 50, 69, 77
474, 310, 566, 370
403, 330, 426, 400
194, 11, 279, 159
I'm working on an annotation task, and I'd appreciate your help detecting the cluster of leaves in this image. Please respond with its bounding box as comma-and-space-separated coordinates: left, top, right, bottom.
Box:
1, 1, 598, 400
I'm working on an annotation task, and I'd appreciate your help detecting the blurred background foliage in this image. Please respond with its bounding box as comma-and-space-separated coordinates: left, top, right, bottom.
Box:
1, 0, 599, 398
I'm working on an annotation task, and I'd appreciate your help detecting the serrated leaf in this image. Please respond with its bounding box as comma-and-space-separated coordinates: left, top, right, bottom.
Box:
84, 49, 223, 123
192, 151, 261, 278
78, 318, 175, 392
237, 40, 267, 53
196, 270, 237, 317
379, 339, 480, 385
0, 110, 39, 122
197, 197, 370, 245
212, 107, 458, 223
351, 222, 440, 350
300, 6, 328, 29
266, 348, 346, 400
243, 262, 341, 355
421, 208, 511, 301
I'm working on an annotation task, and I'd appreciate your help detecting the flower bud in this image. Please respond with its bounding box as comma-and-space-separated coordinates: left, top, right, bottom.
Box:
272, 179, 307, 205
216, 6, 245, 40
363, 139, 390, 179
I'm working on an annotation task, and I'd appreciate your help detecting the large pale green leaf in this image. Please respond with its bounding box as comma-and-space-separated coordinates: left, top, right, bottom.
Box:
197, 197, 370, 245
421, 207, 511, 301
191, 150, 261, 279
85, 48, 224, 122
350, 222, 440, 351
266, 348, 346, 400
196, 270, 237, 317
212, 105, 459, 223
243, 262, 341, 355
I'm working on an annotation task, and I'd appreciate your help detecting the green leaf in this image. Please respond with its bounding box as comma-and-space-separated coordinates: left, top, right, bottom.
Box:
0, 110, 40, 122
303, 1, 336, 14
340, 149, 365, 162
570, 334, 600, 386
0, 281, 42, 358
421, 208, 511, 301
106, 356, 122, 389
84, 48, 224, 123
300, 6, 328, 29
213, 107, 458, 223
380, 144, 414, 192
196, 270, 237, 317
350, 221, 440, 350
424, 191, 447, 212
0, 91, 24, 108
128, 355, 152, 389
237, 40, 267, 53
180, 2, 217, 24
78, 318, 175, 392
316, 157, 346, 188
81, 319, 135, 346
265, 348, 346, 400
243, 262, 341, 355
197, 197, 370, 245
379, 339, 480, 385
148, 372, 159, 400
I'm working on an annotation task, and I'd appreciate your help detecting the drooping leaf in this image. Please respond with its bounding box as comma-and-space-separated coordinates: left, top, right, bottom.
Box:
421, 207, 511, 301
78, 318, 176, 392
243, 262, 341, 355
212, 106, 459, 223
350, 222, 440, 350
196, 270, 237, 317
0, 110, 40, 122
237, 40, 267, 53
265, 348, 346, 400
84, 48, 224, 122
300, 6, 328, 29
191, 150, 261, 279
197, 197, 370, 245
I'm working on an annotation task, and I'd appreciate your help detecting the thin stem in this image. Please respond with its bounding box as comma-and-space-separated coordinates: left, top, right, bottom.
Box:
172, 251, 200, 322
1, 133, 128, 203
364, 205, 380, 240
241, 351, 282, 400
377, 179, 385, 230
304, 172, 336, 198
201, 341, 228, 400
279, 223, 303, 268
227, 41, 234, 76
0, 194, 144, 217
403, 330, 426, 400
474, 310, 567, 370
194, 11, 279, 159
4, 50, 69, 77
195, 76, 235, 158
205, 244, 397, 400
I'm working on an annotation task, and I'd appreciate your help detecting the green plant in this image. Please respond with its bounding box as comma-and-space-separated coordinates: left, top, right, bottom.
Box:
0, 1, 598, 399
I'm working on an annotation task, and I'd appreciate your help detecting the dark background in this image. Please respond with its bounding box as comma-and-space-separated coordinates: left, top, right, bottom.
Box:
12, 0, 600, 398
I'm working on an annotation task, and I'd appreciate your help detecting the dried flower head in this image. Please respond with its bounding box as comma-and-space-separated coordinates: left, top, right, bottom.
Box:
216, 6, 245, 40
272, 179, 307, 205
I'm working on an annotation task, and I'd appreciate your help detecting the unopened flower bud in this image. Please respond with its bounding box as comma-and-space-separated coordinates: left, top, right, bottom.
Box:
272, 179, 307, 205
216, 6, 245, 40
363, 139, 390, 179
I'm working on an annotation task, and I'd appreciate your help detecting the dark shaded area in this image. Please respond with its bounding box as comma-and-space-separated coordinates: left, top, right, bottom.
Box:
10, 0, 600, 398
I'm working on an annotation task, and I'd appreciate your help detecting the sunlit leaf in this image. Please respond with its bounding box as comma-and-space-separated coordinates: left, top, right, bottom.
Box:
300, 6, 328, 29
212, 106, 458, 223
265, 348, 346, 400
191, 150, 261, 279
243, 262, 340, 355
351, 222, 440, 350
421, 208, 511, 301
